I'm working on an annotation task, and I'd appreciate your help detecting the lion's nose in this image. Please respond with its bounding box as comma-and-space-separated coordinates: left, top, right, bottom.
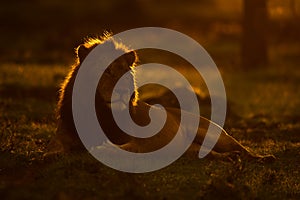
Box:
112, 87, 131, 103
110, 88, 130, 111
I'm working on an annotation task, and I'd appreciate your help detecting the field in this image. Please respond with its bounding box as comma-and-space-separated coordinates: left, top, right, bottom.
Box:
1, 0, 300, 199
0, 57, 299, 199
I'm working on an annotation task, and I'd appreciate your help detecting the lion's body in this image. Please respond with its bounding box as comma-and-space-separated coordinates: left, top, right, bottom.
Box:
46, 36, 275, 162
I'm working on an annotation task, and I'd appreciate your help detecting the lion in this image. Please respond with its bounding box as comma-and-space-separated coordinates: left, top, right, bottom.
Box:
46, 34, 275, 162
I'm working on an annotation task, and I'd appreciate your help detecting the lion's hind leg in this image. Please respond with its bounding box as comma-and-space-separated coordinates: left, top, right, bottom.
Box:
186, 143, 241, 162
195, 117, 276, 162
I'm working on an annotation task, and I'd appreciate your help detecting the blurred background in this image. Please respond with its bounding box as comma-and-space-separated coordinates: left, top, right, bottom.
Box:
1, 0, 299, 67
1, 1, 300, 199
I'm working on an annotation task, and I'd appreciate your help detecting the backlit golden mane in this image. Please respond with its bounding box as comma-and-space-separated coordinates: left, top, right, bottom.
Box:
75, 33, 139, 105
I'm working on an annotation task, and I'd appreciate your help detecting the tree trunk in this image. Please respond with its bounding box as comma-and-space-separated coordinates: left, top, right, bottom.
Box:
242, 0, 269, 68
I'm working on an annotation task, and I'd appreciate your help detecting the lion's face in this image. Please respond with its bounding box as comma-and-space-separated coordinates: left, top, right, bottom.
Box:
97, 51, 136, 110
77, 40, 137, 110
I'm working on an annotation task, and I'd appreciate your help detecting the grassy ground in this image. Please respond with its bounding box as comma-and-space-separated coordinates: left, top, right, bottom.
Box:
1, 0, 299, 199
0, 58, 299, 199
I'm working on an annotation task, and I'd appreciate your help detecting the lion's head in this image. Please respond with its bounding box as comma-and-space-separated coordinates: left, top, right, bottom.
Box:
76, 36, 138, 108
56, 35, 139, 148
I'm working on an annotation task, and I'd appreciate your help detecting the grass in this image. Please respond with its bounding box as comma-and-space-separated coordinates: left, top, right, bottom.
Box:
0, 61, 299, 199
1, 0, 299, 198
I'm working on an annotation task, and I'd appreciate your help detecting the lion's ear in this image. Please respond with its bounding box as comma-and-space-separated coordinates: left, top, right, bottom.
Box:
124, 51, 137, 66
76, 44, 91, 63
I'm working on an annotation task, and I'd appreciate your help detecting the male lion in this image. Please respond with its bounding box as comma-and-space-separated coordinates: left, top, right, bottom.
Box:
46, 35, 274, 162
